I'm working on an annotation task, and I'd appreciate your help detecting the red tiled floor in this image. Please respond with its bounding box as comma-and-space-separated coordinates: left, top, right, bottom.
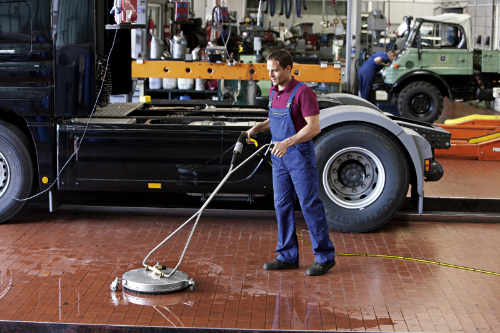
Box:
425, 157, 500, 199
0, 205, 499, 332
1, 156, 500, 332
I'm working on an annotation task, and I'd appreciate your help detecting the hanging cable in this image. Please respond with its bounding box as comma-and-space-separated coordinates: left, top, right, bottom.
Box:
15, 29, 119, 202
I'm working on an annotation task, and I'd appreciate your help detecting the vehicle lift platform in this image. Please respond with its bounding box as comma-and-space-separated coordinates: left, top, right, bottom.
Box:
435, 114, 500, 160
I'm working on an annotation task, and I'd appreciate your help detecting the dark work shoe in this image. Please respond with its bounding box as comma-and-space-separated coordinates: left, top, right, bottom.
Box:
263, 259, 299, 270
305, 258, 336, 276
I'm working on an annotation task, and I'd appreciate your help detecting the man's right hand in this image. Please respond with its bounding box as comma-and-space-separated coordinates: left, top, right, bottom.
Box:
246, 119, 270, 140
246, 127, 259, 139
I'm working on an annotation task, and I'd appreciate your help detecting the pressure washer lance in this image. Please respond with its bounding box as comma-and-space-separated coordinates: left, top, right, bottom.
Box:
110, 134, 273, 294
231, 132, 247, 168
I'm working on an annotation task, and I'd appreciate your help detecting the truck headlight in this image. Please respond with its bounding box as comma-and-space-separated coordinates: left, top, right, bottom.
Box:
375, 90, 388, 101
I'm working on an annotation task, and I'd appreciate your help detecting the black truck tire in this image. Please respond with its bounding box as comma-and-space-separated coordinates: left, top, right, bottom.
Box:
315, 124, 409, 233
0, 121, 33, 223
397, 81, 443, 123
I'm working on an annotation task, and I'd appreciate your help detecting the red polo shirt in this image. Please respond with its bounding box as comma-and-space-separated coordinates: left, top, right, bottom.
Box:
269, 77, 320, 132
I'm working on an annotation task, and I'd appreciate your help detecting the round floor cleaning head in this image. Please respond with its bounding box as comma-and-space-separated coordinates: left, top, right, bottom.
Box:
122, 267, 195, 294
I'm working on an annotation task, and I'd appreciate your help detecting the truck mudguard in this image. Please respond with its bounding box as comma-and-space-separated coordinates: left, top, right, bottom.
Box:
319, 104, 433, 213
393, 70, 452, 98
320, 93, 382, 111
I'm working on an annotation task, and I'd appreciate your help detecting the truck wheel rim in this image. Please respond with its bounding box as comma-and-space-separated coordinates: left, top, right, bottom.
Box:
410, 93, 431, 114
0, 152, 11, 198
322, 147, 385, 209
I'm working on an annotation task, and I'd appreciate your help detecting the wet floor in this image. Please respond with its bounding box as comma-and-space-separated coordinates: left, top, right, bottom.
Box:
0, 200, 499, 332
0, 157, 499, 332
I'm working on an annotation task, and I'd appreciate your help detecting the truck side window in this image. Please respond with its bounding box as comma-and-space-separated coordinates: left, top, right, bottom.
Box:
31, 0, 51, 44
0, 1, 31, 55
56, 1, 93, 47
441, 23, 466, 49
416, 22, 439, 48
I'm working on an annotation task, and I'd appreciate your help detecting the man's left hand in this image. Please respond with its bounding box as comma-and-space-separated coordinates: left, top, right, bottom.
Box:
272, 140, 289, 158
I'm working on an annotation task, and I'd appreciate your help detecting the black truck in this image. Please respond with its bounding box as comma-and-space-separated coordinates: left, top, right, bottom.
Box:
0, 0, 449, 232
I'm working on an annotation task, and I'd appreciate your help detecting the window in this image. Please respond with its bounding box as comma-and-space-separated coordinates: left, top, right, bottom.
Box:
56, 1, 93, 47
0, 1, 31, 54
416, 21, 466, 49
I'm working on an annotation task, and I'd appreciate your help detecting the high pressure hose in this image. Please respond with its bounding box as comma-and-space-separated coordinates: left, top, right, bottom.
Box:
141, 139, 274, 279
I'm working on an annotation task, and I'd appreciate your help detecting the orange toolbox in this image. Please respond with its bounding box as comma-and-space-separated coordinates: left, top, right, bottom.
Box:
435, 115, 500, 160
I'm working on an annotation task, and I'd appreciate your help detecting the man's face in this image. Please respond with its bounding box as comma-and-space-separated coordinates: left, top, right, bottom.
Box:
267, 59, 291, 87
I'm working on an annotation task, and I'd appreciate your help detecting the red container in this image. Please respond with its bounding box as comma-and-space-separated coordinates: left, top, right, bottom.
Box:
175, 1, 190, 22
116, 0, 138, 24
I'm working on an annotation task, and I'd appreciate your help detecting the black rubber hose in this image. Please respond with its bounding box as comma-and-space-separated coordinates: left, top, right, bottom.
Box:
269, 0, 276, 16
303, 0, 307, 10
228, 146, 272, 184
280, 0, 284, 15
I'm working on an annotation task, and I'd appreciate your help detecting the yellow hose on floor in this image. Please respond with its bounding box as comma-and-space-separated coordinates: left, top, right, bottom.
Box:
297, 231, 498, 276
336, 252, 500, 276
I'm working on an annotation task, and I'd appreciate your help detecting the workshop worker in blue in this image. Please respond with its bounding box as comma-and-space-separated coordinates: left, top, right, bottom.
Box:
246, 49, 335, 276
358, 50, 396, 100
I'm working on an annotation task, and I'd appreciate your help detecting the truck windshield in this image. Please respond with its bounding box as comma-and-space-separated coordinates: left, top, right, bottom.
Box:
394, 19, 418, 52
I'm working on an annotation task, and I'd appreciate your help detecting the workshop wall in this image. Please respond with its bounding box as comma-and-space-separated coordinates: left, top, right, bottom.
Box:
193, 0, 499, 50
194, 0, 247, 24
435, 0, 499, 50
465, 0, 499, 50
245, 0, 347, 34
384, 1, 440, 33
243, 0, 437, 35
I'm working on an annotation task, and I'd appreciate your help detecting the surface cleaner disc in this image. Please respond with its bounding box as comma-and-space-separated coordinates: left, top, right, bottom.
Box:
122, 267, 195, 294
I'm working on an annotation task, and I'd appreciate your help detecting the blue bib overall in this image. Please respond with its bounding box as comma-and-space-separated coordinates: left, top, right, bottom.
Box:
269, 83, 335, 264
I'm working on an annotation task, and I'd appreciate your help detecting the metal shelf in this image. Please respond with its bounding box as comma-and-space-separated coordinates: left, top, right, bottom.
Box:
105, 24, 146, 30
146, 89, 217, 95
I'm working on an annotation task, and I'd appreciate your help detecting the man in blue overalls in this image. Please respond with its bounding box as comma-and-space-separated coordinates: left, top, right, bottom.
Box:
246, 49, 335, 276
358, 50, 395, 100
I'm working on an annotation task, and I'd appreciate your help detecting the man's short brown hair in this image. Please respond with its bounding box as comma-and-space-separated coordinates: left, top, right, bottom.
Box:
267, 49, 293, 70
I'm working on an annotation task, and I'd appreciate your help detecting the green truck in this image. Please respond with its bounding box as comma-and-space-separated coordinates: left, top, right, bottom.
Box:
374, 14, 500, 123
